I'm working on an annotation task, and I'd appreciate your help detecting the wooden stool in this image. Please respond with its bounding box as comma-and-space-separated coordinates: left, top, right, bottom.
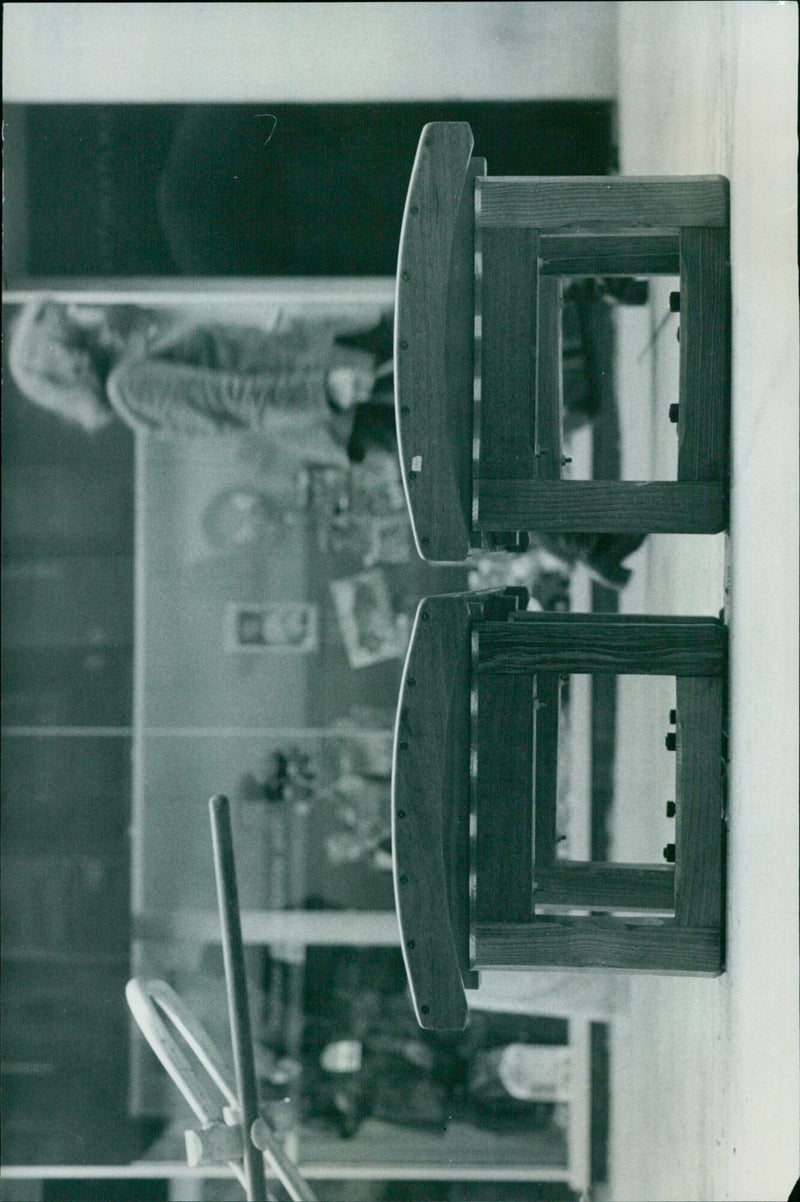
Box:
391, 590, 727, 1030
394, 122, 731, 562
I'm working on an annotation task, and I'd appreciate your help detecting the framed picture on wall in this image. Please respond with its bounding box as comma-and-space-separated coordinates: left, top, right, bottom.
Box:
330, 569, 408, 669
224, 601, 319, 654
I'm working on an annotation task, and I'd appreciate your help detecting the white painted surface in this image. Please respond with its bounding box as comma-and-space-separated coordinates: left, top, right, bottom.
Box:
610, 4, 799, 1200
2, 2, 616, 102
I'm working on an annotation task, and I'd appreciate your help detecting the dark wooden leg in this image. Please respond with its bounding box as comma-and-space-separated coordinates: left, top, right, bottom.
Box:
534, 276, 564, 481
475, 226, 539, 546
533, 672, 560, 867
674, 676, 725, 931
678, 225, 731, 489
473, 671, 535, 923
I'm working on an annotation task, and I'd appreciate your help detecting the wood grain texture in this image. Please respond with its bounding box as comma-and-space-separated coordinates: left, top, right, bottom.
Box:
395, 122, 476, 562
474, 671, 534, 922
474, 918, 723, 973
533, 673, 560, 867
476, 615, 727, 677
478, 226, 539, 483
678, 226, 731, 484
674, 676, 726, 929
509, 611, 722, 626
534, 277, 564, 479
391, 593, 479, 1030
534, 863, 676, 912
476, 176, 730, 230
477, 479, 727, 533
539, 233, 680, 276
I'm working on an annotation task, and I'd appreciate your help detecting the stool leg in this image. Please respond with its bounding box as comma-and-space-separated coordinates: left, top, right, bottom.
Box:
478, 227, 540, 484
677, 226, 731, 488
474, 672, 535, 923
674, 676, 725, 929
534, 277, 564, 480
533, 673, 560, 866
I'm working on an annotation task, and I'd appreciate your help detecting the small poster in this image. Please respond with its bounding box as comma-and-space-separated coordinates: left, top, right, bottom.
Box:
224, 602, 318, 653
329, 569, 407, 668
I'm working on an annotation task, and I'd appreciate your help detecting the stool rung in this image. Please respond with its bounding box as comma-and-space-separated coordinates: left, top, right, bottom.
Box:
477, 175, 729, 230
534, 863, 675, 912
539, 232, 680, 276
476, 479, 727, 534
476, 615, 726, 678
474, 917, 722, 974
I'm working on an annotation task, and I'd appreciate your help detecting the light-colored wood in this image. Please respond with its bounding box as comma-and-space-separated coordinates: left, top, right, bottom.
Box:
539, 232, 680, 275
476, 175, 730, 229
674, 676, 725, 928
474, 918, 723, 973
394, 122, 476, 562
391, 593, 476, 1030
678, 225, 731, 483
476, 615, 727, 677
534, 863, 676, 912
476, 478, 727, 533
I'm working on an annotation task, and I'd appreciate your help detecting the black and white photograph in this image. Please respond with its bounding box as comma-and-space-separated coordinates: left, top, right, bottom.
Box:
1, 5, 798, 1202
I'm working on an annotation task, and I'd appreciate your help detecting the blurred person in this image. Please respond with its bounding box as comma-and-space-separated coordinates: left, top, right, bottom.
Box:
8, 299, 387, 466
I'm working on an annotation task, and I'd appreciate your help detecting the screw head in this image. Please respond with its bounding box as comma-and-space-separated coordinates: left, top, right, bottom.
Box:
406, 939, 416, 949
397, 809, 406, 819
399, 874, 408, 885
409, 205, 419, 215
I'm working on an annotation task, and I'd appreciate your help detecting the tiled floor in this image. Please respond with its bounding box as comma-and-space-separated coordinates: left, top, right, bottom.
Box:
606, 5, 799, 1200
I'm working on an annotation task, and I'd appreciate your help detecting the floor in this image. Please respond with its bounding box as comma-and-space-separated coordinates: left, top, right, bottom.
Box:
604, 5, 799, 1201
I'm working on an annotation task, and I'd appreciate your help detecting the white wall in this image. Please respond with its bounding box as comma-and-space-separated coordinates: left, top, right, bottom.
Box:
2, 2, 617, 102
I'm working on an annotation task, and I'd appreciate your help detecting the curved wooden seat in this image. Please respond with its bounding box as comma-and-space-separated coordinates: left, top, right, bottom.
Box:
394, 122, 482, 562
391, 592, 477, 1030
